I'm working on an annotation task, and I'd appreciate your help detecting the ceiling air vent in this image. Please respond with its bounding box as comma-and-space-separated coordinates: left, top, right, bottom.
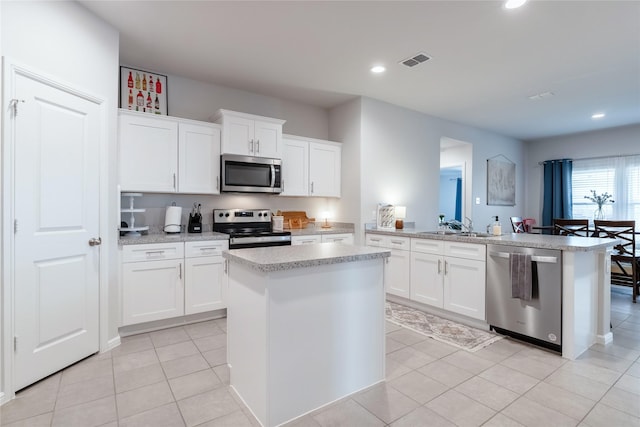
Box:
400, 52, 431, 68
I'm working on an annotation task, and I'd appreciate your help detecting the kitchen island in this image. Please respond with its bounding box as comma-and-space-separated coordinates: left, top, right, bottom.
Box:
223, 243, 390, 427
366, 228, 617, 360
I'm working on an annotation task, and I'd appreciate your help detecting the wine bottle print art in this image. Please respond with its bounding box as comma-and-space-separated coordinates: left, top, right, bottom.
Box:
121, 67, 166, 115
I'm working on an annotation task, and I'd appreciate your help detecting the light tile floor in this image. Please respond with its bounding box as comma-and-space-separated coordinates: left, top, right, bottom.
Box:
1, 286, 639, 426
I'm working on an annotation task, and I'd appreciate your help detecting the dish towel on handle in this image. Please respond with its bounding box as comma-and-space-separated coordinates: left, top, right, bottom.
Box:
510, 253, 532, 301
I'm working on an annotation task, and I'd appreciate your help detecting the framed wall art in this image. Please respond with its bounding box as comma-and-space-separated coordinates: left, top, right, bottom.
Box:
120, 66, 167, 115
487, 154, 516, 206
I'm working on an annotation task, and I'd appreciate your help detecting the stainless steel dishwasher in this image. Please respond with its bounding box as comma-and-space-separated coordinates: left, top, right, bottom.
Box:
486, 244, 562, 352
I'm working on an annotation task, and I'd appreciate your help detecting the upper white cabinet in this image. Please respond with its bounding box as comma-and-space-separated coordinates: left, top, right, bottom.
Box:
119, 110, 221, 194
179, 122, 221, 194
282, 137, 309, 196
119, 112, 178, 192
309, 141, 341, 197
282, 135, 341, 198
213, 109, 285, 159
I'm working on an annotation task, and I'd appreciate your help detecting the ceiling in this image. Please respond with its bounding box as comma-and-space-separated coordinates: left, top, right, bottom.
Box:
80, 0, 640, 141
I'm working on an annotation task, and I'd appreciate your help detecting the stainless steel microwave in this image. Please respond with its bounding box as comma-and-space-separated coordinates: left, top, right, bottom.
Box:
221, 154, 282, 193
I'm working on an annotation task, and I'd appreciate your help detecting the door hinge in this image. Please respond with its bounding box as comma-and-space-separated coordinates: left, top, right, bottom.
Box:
9, 99, 25, 117
14, 219, 18, 233
14, 336, 18, 352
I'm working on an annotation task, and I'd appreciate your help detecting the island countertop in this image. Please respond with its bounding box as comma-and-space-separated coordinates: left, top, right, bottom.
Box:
223, 243, 390, 273
365, 228, 618, 252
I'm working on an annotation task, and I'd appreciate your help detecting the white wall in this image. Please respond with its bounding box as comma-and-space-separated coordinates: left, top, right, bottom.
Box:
354, 98, 525, 233
1, 0, 119, 400
524, 123, 640, 223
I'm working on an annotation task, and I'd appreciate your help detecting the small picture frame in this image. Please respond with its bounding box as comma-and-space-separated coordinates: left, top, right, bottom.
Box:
120, 66, 167, 115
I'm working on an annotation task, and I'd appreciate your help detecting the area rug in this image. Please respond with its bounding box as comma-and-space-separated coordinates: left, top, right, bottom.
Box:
385, 301, 504, 352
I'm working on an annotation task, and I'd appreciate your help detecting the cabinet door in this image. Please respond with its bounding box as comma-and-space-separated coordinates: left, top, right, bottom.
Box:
443, 257, 486, 320
119, 113, 178, 192
410, 252, 443, 308
253, 120, 282, 158
185, 256, 226, 314
291, 235, 321, 245
281, 138, 309, 196
222, 115, 254, 155
321, 233, 354, 244
122, 259, 184, 325
309, 142, 341, 197
178, 123, 221, 194
386, 249, 411, 298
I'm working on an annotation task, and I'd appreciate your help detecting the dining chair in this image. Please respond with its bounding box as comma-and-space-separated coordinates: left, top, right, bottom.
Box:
510, 216, 525, 233
553, 218, 590, 237
593, 220, 638, 303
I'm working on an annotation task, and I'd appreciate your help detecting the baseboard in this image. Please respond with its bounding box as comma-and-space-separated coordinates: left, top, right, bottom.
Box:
118, 309, 227, 338
104, 335, 121, 352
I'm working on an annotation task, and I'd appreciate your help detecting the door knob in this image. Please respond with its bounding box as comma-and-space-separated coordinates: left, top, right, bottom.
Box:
88, 237, 102, 246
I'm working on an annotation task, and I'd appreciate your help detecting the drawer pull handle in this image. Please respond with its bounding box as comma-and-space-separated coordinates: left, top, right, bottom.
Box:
146, 250, 165, 256
198, 247, 219, 251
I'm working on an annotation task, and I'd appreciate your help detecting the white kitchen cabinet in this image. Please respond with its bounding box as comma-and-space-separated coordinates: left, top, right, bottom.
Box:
213, 109, 285, 158
291, 235, 322, 245
410, 239, 486, 320
281, 137, 309, 196
184, 240, 228, 315
119, 112, 178, 192
121, 242, 185, 325
119, 110, 221, 194
178, 122, 221, 194
366, 234, 411, 298
321, 233, 354, 244
281, 134, 342, 198
309, 141, 341, 197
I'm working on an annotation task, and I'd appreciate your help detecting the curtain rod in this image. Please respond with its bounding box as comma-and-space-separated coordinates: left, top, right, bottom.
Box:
537, 153, 640, 165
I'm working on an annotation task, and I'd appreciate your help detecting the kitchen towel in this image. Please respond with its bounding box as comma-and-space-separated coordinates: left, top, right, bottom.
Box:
510, 253, 532, 301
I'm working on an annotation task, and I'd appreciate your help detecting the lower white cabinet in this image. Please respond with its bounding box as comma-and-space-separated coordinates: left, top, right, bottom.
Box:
122, 242, 185, 325
366, 234, 411, 298
410, 239, 486, 320
121, 240, 228, 326
292, 233, 354, 245
184, 240, 228, 315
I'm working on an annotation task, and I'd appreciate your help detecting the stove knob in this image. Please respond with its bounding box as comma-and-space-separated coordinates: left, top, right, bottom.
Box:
218, 213, 224, 217
225, 213, 230, 217
258, 212, 263, 217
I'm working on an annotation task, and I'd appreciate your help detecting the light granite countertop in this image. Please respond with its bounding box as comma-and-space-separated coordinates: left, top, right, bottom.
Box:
223, 243, 390, 273
288, 222, 354, 236
118, 231, 229, 246
365, 227, 618, 252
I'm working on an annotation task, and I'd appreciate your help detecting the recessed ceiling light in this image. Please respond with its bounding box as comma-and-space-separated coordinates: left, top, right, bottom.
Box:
592, 113, 605, 119
504, 0, 527, 9
370, 65, 386, 74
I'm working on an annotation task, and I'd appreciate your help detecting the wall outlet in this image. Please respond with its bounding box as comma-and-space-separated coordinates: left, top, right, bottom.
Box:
475, 197, 481, 205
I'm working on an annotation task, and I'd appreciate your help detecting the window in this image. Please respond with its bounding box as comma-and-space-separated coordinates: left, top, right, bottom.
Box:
572, 155, 640, 222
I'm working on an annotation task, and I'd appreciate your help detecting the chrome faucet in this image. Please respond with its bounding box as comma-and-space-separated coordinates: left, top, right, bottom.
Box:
446, 217, 473, 233
463, 216, 473, 233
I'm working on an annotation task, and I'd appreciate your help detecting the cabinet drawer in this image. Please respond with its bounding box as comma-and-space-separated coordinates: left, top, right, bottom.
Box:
292, 235, 322, 245
411, 238, 444, 254
386, 236, 410, 251
122, 242, 184, 263
185, 240, 229, 258
321, 233, 354, 244
365, 234, 387, 247
444, 241, 486, 261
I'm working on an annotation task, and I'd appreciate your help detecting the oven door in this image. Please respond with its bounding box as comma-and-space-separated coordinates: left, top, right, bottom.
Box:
221, 154, 282, 193
229, 234, 292, 249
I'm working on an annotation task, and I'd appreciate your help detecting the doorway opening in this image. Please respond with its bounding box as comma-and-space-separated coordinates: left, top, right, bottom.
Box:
439, 137, 473, 224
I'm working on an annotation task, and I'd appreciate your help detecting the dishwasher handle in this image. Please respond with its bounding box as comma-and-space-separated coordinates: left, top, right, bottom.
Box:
489, 251, 558, 264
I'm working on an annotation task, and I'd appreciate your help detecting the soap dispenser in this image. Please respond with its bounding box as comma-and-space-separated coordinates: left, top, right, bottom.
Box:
492, 216, 502, 236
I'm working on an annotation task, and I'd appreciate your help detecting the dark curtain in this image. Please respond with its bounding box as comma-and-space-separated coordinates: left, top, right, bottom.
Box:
542, 159, 573, 226
454, 178, 462, 221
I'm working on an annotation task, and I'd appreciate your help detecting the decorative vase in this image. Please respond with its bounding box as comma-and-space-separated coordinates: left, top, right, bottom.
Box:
594, 206, 605, 220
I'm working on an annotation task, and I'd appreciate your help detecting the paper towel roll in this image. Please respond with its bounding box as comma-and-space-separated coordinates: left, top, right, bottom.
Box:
164, 206, 182, 233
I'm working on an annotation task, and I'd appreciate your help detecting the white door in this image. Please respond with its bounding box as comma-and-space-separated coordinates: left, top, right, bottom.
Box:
223, 115, 254, 155
386, 249, 411, 298
443, 257, 486, 320
309, 142, 341, 197
12, 70, 101, 390
185, 257, 226, 314
281, 138, 309, 196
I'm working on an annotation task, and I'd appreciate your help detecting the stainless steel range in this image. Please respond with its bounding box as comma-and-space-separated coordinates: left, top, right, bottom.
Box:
213, 209, 291, 249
